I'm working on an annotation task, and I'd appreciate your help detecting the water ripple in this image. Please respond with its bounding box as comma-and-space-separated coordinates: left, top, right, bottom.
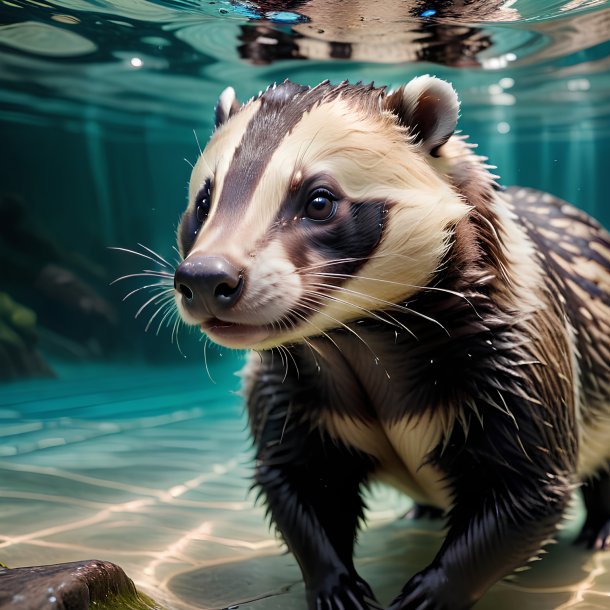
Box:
0, 0, 608, 129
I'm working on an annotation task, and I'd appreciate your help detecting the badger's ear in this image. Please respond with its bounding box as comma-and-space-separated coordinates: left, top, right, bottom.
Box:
383, 76, 459, 156
215, 86, 240, 128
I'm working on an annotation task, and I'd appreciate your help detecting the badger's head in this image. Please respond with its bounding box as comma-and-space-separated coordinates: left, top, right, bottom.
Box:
174, 76, 470, 349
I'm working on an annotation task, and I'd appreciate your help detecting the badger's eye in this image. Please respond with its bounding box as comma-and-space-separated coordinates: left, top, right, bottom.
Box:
304, 189, 337, 222
195, 179, 211, 225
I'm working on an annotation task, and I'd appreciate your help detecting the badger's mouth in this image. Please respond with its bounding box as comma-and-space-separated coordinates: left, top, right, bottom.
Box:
200, 318, 271, 349
174, 245, 305, 350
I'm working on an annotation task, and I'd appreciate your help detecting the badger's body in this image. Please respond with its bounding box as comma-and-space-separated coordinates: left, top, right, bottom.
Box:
173, 77, 610, 609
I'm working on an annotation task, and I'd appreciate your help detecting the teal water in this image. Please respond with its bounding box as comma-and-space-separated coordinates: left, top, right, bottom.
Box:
1, 360, 605, 610
1, 358, 608, 610
1, 0, 610, 608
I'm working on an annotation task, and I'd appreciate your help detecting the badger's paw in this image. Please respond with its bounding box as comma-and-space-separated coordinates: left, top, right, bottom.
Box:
387, 567, 467, 610
307, 574, 382, 610
575, 516, 610, 550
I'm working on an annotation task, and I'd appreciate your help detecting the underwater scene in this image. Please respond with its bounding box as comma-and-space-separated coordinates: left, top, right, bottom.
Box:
1, 0, 610, 609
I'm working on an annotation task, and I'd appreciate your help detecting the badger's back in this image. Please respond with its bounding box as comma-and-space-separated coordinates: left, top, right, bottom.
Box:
505, 186, 610, 476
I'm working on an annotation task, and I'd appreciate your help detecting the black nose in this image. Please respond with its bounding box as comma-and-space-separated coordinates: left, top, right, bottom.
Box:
174, 256, 244, 318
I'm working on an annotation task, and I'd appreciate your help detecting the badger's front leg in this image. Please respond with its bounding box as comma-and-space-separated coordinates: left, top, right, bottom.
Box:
388, 401, 575, 610
245, 352, 379, 610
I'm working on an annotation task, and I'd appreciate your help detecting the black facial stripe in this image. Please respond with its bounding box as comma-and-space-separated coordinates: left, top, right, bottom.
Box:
274, 173, 344, 222
179, 178, 212, 257
311, 200, 387, 275
282, 199, 389, 328
284, 199, 388, 288
212, 83, 336, 228
179, 208, 199, 257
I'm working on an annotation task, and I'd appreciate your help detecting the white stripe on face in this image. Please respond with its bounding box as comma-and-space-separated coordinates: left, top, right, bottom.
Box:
186, 98, 263, 255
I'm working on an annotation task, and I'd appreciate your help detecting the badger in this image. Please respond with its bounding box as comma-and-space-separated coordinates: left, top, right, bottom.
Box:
172, 76, 610, 610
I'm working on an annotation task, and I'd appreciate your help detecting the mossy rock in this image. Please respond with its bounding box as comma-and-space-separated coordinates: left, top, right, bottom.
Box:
0, 319, 24, 349
0, 292, 52, 381
0, 292, 37, 336
0, 560, 162, 610
10, 304, 37, 331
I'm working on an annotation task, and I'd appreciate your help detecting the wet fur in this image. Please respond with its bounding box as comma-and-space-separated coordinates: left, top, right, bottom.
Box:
177, 78, 610, 610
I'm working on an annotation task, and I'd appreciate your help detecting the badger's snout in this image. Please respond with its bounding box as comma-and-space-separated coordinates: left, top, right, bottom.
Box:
174, 255, 243, 319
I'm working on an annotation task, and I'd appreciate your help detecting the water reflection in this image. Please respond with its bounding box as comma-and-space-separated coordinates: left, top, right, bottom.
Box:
0, 0, 608, 127
234, 0, 610, 71
236, 0, 518, 67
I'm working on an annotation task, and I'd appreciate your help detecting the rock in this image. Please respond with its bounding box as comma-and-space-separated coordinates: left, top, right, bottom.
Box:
34, 264, 118, 357
0, 194, 119, 363
0, 560, 159, 610
0, 292, 53, 381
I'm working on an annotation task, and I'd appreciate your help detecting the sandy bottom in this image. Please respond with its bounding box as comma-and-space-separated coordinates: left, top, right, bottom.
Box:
0, 358, 608, 610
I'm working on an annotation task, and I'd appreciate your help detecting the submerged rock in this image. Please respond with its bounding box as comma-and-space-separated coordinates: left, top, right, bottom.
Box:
0, 292, 53, 381
0, 560, 160, 610
34, 263, 118, 357
0, 194, 119, 368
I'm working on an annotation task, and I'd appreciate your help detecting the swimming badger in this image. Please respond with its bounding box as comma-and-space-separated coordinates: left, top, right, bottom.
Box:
173, 77, 610, 609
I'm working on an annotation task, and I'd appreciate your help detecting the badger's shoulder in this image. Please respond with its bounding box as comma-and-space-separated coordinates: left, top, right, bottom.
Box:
503, 186, 610, 308
502, 186, 610, 428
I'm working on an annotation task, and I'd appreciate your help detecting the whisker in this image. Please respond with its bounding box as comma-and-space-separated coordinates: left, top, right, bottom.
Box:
306, 277, 449, 335
172, 316, 187, 358
297, 256, 370, 273
295, 125, 325, 169
286, 308, 343, 354
280, 344, 300, 381
172, 245, 184, 267
172, 245, 183, 260
203, 337, 216, 384
302, 336, 321, 372
298, 296, 384, 366
277, 346, 289, 384
296, 251, 418, 274
303, 287, 417, 340
271, 316, 309, 377
111, 271, 174, 285
108, 246, 170, 269
197, 149, 215, 176
156, 301, 178, 336
306, 269, 477, 314
169, 311, 179, 343
137, 242, 174, 269
144, 297, 175, 332
304, 288, 392, 326
135, 291, 174, 320
122, 282, 173, 302
193, 129, 202, 155
269, 346, 276, 370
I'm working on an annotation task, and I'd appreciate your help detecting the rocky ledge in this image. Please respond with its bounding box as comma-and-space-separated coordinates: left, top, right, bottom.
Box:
0, 560, 159, 610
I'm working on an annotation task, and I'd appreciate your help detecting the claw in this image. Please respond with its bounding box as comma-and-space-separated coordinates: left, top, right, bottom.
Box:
311, 577, 381, 610
574, 517, 610, 551
595, 520, 610, 550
